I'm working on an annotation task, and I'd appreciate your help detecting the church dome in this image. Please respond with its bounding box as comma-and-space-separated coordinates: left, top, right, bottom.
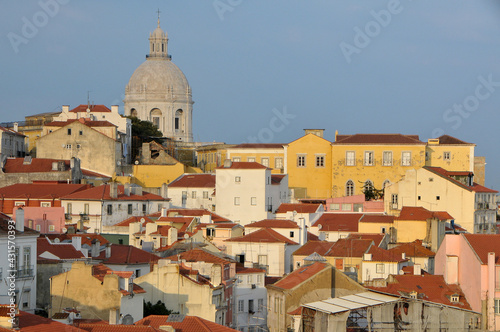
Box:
126, 59, 191, 97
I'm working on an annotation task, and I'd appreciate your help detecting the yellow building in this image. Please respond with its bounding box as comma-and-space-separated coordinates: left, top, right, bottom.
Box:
425, 135, 475, 172
196, 144, 233, 172
285, 130, 332, 199
226, 143, 285, 174
358, 214, 395, 235
331, 133, 426, 198
50, 261, 144, 322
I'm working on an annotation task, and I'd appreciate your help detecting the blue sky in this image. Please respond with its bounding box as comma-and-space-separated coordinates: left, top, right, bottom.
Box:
1, 1, 500, 190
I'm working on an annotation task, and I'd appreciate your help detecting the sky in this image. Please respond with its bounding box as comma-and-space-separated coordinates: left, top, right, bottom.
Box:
1, 1, 500, 190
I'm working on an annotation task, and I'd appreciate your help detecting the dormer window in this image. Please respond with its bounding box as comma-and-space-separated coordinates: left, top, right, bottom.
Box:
451, 294, 460, 303
410, 291, 417, 299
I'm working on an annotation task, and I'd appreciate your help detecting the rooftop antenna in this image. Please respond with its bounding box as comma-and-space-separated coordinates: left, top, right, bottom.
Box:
157, 8, 161, 28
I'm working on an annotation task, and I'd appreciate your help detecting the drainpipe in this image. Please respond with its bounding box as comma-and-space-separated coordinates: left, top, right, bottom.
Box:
488, 252, 495, 331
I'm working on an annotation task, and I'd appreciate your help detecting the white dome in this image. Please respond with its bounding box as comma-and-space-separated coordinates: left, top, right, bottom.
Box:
126, 59, 190, 97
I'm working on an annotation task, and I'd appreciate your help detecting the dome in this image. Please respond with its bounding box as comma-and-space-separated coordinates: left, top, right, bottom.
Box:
126, 59, 191, 97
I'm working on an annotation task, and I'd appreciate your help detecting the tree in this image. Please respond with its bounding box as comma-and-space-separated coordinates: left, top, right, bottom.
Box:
143, 300, 175, 316
128, 116, 163, 138
361, 180, 384, 201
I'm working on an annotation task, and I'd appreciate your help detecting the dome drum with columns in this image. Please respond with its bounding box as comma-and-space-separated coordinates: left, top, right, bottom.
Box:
124, 17, 194, 142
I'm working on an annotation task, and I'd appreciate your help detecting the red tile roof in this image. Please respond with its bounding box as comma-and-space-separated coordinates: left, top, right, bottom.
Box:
435, 135, 472, 145
368, 274, 472, 310
37, 237, 85, 260
114, 216, 154, 227
423, 167, 474, 192
0, 215, 38, 236
230, 143, 285, 149
307, 232, 320, 241
275, 203, 321, 214
135, 315, 239, 331
271, 174, 286, 185
61, 184, 168, 201
246, 219, 299, 229
149, 225, 172, 236
164, 208, 230, 222
471, 183, 498, 193
236, 266, 266, 274
366, 246, 407, 263
334, 134, 424, 144
94, 244, 160, 265
166, 248, 233, 265
464, 234, 500, 264
78, 324, 158, 332
45, 118, 117, 128
168, 173, 216, 188
2, 158, 71, 173
359, 214, 394, 224
0, 183, 91, 199
312, 213, 362, 232
273, 262, 328, 289
397, 206, 453, 221
388, 241, 435, 258
45, 234, 110, 246
292, 241, 335, 256
325, 238, 373, 258
225, 228, 298, 245
69, 104, 112, 113
0, 125, 25, 137
347, 233, 386, 247
12, 310, 85, 331
216, 161, 268, 169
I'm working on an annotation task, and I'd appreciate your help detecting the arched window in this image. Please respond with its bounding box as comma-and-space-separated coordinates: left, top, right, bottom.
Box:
175, 109, 183, 131
346, 180, 354, 196
150, 108, 162, 129
365, 180, 374, 192
130, 108, 138, 118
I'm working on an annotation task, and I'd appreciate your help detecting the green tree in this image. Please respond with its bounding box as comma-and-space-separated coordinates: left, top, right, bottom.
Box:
128, 116, 163, 138
361, 180, 384, 201
143, 300, 175, 316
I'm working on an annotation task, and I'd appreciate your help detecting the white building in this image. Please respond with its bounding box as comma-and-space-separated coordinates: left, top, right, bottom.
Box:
0, 125, 25, 158
168, 173, 215, 210
0, 210, 38, 313
360, 247, 409, 284
235, 266, 267, 332
215, 161, 289, 226
274, 203, 324, 229
124, 17, 194, 142
60, 183, 170, 233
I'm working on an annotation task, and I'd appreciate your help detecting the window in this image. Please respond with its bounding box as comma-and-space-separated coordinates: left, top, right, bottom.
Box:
79, 130, 83, 135
67, 128, 71, 135
76, 144, 81, 149
66, 203, 72, 214
391, 194, 398, 209
23, 247, 31, 270
274, 298, 279, 313
49, 225, 55, 232
22, 290, 30, 308
233, 157, 241, 162
346, 151, 355, 166
128, 204, 133, 214
257, 274, 263, 284
84, 203, 89, 215
203, 191, 209, 199
191, 191, 196, 199
341, 203, 351, 211
261, 157, 269, 167
290, 231, 294, 238
142, 204, 147, 214
206, 228, 215, 237
364, 151, 374, 166
248, 275, 253, 283
65, 144, 72, 149
436, 196, 440, 201
330, 203, 340, 210
107, 205, 113, 215
418, 196, 421, 201
251, 197, 257, 206
258, 298, 264, 311
297, 154, 306, 167
402, 151, 411, 166
383, 151, 392, 166
381, 227, 386, 234
35, 225, 41, 232
495, 299, 500, 314
346, 180, 355, 196
235, 176, 241, 183
234, 197, 240, 206
41, 202, 51, 207
275, 157, 283, 169
376, 264, 385, 274
315, 155, 325, 167
444, 151, 451, 161
248, 157, 256, 162
238, 300, 244, 312
249, 299, 254, 313
182, 191, 187, 205
258, 255, 268, 267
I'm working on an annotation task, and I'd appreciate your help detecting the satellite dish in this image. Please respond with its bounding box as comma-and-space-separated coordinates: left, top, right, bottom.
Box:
54, 238, 60, 243
134, 160, 139, 165
399, 270, 404, 275
317, 224, 322, 230
62, 144, 66, 148
183, 233, 189, 240
140, 218, 145, 223
62, 227, 68, 233
121, 314, 133, 325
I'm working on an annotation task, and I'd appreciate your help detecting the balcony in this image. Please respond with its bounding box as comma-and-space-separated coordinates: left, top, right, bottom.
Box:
65, 213, 72, 220
80, 213, 89, 221
15, 266, 34, 279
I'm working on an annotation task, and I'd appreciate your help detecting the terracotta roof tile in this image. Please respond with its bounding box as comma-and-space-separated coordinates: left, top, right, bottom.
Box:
45, 234, 109, 246
69, 104, 112, 113
246, 219, 300, 229
325, 238, 373, 258
359, 214, 394, 224
347, 233, 386, 247
471, 183, 498, 193
0, 183, 91, 199
225, 228, 298, 245
135, 315, 239, 331
388, 241, 435, 258
293, 241, 335, 256
366, 246, 407, 262
78, 324, 158, 331
0, 125, 25, 137
114, 216, 154, 227
95, 244, 160, 265
216, 161, 268, 169
368, 274, 472, 310
334, 134, 424, 144
275, 203, 321, 214
0, 215, 39, 236
271, 174, 286, 185
13, 310, 85, 331
236, 266, 266, 274
230, 143, 285, 149
167, 248, 233, 264
464, 234, 500, 264
273, 262, 328, 289
61, 184, 168, 201
164, 208, 230, 222
168, 174, 216, 188
307, 232, 320, 241
397, 206, 453, 221
312, 213, 362, 232
45, 118, 117, 128
435, 135, 472, 145
37, 237, 85, 260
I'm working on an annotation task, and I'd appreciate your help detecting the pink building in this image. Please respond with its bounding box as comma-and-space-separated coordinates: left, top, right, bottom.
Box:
325, 194, 384, 213
14, 206, 66, 234
435, 233, 500, 330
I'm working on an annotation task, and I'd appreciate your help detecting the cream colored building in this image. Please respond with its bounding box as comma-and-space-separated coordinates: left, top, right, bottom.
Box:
124, 18, 193, 142
226, 143, 285, 174
0, 125, 26, 158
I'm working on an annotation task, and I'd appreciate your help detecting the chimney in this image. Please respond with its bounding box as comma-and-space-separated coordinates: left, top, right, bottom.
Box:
15, 208, 24, 232
109, 308, 120, 325
105, 243, 112, 258
124, 183, 131, 196
303, 129, 324, 138
363, 253, 372, 261
402, 253, 406, 260
413, 264, 421, 276
110, 183, 118, 199
111, 105, 119, 113
223, 159, 232, 168
91, 239, 100, 257
168, 227, 178, 246
299, 218, 307, 246
161, 183, 168, 199
52, 162, 58, 171
71, 236, 82, 251
13, 122, 18, 132
62, 105, 70, 114
161, 207, 168, 218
